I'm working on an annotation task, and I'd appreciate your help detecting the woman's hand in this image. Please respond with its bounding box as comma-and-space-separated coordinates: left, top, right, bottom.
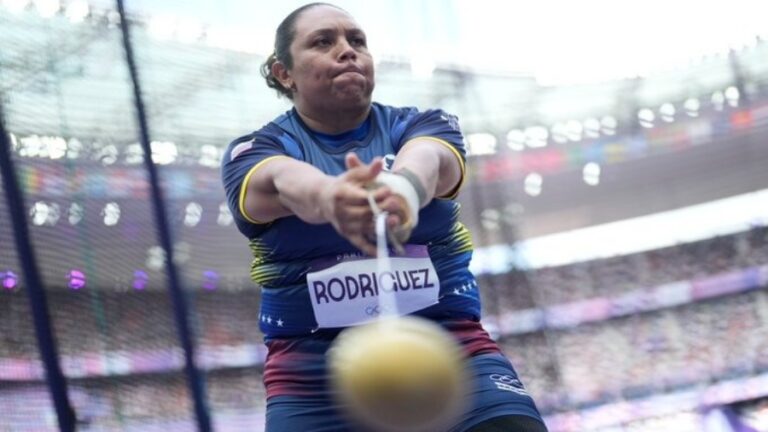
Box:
320, 153, 412, 256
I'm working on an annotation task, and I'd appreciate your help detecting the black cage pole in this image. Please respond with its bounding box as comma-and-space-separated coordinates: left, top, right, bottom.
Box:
0, 103, 76, 430
114, 1, 212, 430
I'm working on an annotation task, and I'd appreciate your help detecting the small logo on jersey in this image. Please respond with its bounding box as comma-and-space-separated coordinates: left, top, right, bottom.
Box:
382, 153, 396, 171
230, 139, 254, 160
489, 374, 529, 396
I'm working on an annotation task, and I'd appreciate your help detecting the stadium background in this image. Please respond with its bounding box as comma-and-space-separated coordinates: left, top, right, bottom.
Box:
1, 0, 768, 430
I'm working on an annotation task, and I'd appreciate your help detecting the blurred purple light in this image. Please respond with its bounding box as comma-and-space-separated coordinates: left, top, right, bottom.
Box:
203, 270, 219, 291
68, 269, 86, 290
133, 270, 148, 290
2, 271, 18, 290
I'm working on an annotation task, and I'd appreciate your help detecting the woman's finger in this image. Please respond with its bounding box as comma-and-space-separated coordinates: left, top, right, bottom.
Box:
345, 152, 363, 169
344, 155, 383, 184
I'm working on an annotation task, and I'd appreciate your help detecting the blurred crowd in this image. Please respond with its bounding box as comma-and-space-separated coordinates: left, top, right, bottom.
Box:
1, 226, 767, 424
0, 291, 262, 358
69, 369, 265, 429
482, 225, 768, 311
504, 289, 768, 411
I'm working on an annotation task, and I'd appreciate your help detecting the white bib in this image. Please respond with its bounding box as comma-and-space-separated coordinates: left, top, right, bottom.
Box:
306, 245, 440, 328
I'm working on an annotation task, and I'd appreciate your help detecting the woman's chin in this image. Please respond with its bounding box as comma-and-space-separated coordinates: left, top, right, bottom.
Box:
330, 92, 373, 110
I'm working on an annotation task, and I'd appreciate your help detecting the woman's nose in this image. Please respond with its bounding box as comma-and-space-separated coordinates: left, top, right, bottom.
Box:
337, 40, 358, 61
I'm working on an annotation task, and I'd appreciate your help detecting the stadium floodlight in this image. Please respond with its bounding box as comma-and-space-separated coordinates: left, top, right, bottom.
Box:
124, 143, 144, 165
480, 208, 501, 232
199, 144, 221, 167
184, 202, 203, 227
65, 0, 88, 23
66, 137, 82, 159
501, 203, 524, 226
146, 246, 166, 271
550, 123, 569, 144
217, 202, 233, 226
638, 108, 655, 128
583, 162, 601, 186
30, 201, 50, 226
150, 141, 177, 165
684, 98, 700, 117
466, 133, 497, 156
18, 135, 41, 157
173, 241, 190, 265
3, 0, 30, 14
565, 120, 583, 142
68, 202, 83, 225
46, 203, 60, 225
725, 86, 740, 107
660, 103, 676, 123
524, 126, 549, 148
46, 136, 67, 159
600, 116, 617, 136
583, 118, 601, 139
33, 0, 59, 18
524, 173, 543, 197
506, 129, 526, 151
102, 202, 120, 226
711, 90, 725, 111
96, 144, 118, 166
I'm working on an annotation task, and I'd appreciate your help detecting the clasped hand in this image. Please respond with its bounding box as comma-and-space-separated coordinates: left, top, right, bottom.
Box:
319, 153, 413, 256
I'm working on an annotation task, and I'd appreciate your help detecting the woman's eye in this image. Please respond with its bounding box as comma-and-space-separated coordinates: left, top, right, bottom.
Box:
351, 37, 366, 47
315, 38, 331, 47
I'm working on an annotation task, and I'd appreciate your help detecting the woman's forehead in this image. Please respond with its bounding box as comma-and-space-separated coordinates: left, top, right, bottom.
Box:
293, 6, 362, 37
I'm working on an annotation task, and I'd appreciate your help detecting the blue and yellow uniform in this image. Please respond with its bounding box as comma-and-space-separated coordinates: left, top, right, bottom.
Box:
221, 103, 544, 431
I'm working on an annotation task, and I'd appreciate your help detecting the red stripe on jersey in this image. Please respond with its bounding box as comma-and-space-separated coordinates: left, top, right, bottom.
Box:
263, 319, 500, 399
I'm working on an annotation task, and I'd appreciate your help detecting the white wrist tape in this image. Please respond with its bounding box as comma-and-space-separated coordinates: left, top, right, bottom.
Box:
374, 171, 420, 227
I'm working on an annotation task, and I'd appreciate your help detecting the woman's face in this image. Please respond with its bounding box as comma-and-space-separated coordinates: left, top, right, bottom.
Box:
279, 6, 375, 114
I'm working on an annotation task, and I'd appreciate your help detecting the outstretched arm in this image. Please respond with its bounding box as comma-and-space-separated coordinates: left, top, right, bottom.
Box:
241, 153, 403, 256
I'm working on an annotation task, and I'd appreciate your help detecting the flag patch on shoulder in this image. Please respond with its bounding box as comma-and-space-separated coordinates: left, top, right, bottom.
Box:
230, 139, 254, 160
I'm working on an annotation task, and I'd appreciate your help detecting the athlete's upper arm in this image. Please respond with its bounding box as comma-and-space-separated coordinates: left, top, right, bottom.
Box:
241, 155, 296, 223
395, 108, 467, 199
221, 134, 290, 225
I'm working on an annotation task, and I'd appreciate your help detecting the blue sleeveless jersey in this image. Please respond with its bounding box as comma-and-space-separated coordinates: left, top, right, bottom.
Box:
221, 103, 482, 338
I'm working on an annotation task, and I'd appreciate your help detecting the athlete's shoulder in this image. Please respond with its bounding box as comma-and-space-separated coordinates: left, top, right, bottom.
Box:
224, 122, 280, 153
224, 111, 306, 164
372, 102, 419, 121
374, 103, 458, 129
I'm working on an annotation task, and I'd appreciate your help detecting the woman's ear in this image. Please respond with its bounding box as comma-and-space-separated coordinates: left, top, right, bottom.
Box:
272, 61, 295, 92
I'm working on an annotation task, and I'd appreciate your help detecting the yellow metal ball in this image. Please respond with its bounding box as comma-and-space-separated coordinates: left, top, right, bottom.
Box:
329, 316, 467, 432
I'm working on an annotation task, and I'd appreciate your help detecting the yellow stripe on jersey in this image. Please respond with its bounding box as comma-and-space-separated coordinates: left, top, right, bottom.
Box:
250, 266, 281, 286
403, 136, 466, 200
238, 155, 290, 224
248, 238, 280, 285
451, 222, 474, 254
248, 237, 271, 260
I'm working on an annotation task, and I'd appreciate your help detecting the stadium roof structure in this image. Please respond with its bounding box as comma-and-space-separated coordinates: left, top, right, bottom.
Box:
1, 4, 767, 147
